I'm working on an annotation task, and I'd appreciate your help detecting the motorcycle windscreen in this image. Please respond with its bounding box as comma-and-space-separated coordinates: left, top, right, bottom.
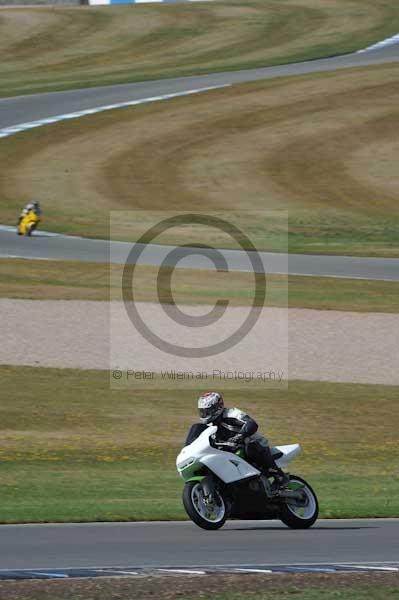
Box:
184, 423, 209, 446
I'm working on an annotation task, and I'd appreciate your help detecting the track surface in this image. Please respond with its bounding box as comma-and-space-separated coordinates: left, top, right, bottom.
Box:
1, 41, 399, 276
0, 519, 398, 570
1, 43, 399, 129
2, 228, 399, 280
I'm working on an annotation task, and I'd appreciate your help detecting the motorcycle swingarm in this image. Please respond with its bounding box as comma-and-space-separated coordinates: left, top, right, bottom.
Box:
278, 489, 305, 500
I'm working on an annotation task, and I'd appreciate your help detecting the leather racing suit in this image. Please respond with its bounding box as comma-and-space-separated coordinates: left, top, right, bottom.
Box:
213, 407, 277, 472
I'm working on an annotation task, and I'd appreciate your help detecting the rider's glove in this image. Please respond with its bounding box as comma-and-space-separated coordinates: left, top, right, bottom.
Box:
229, 434, 244, 446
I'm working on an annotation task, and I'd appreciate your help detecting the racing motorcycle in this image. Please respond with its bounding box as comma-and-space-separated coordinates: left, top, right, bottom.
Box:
17, 210, 40, 236
176, 425, 318, 530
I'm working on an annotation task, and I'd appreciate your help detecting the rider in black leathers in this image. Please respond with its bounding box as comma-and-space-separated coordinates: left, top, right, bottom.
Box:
188, 391, 288, 488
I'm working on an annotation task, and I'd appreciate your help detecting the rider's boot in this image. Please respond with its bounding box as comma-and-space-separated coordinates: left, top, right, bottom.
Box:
258, 446, 290, 491
268, 468, 290, 491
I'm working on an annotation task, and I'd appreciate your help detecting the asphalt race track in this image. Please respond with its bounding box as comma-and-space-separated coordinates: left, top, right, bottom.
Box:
0, 519, 398, 574
1, 40, 399, 277
1, 227, 399, 280
1, 41, 399, 130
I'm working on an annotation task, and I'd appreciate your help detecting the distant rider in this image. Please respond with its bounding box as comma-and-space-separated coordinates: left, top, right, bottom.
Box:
18, 200, 42, 225
195, 391, 289, 489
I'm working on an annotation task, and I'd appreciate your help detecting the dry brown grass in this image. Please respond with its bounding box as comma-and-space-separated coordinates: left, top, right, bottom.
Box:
1, 63, 399, 255
0, 573, 399, 600
2, 258, 399, 312
1, 0, 399, 96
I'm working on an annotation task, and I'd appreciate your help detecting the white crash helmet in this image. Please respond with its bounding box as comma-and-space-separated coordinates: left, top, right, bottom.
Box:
198, 391, 224, 424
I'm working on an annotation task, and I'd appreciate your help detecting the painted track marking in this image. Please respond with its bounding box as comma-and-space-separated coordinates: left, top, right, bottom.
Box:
357, 32, 399, 53
0, 85, 230, 140
0, 563, 398, 579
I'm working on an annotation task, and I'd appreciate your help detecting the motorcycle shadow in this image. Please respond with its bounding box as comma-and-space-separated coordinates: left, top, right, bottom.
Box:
225, 525, 377, 531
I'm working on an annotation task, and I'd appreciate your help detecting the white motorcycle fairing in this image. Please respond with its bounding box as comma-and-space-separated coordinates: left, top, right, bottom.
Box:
176, 425, 302, 485
273, 444, 301, 468
176, 426, 260, 484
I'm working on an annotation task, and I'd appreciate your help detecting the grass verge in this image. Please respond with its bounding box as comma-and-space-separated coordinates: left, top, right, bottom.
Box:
0, 574, 399, 600
0, 365, 398, 523
181, 588, 399, 600
2, 258, 399, 313
184, 589, 399, 600
1, 0, 399, 97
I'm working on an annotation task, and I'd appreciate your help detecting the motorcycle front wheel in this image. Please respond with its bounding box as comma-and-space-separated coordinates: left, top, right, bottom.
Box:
280, 475, 319, 529
183, 481, 227, 530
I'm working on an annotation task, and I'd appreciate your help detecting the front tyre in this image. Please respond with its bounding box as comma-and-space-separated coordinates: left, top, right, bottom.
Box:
183, 481, 227, 530
280, 475, 318, 529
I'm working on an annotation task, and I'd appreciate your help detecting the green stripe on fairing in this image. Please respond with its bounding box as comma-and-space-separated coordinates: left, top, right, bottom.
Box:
186, 475, 205, 483
235, 448, 246, 458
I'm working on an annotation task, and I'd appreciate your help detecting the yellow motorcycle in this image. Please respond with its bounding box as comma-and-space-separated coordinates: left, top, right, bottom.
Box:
17, 210, 40, 236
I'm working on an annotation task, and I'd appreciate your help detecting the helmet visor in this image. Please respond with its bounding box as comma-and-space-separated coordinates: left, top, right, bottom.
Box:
199, 407, 213, 420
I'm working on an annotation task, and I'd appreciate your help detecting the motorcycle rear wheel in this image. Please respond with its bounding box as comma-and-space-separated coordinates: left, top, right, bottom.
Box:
183, 481, 227, 530
280, 475, 318, 529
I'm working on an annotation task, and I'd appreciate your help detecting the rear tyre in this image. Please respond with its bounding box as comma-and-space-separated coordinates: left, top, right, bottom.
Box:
183, 481, 226, 530
280, 475, 318, 529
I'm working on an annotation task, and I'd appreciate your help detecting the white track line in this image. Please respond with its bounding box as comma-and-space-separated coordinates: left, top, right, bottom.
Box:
0, 254, 60, 260
341, 565, 399, 572
158, 568, 206, 574
357, 32, 399, 53
0, 224, 59, 237
110, 570, 140, 575
30, 572, 68, 578
0, 85, 230, 140
233, 568, 273, 573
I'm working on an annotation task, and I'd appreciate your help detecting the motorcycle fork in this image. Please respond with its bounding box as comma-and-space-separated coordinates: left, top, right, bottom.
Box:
201, 475, 218, 505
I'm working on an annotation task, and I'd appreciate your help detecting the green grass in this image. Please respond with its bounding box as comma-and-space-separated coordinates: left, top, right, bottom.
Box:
0, 366, 398, 523
14, 589, 399, 600
1, 0, 399, 97
182, 591, 399, 600
2, 581, 399, 600
186, 592, 399, 600
0, 462, 180, 523
2, 258, 399, 313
